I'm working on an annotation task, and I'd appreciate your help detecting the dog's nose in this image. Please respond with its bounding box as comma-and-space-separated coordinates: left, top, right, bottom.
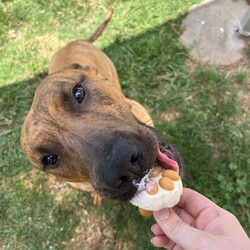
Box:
102, 138, 141, 188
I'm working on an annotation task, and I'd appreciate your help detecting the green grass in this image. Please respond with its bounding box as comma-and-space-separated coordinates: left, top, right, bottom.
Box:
1, 0, 250, 249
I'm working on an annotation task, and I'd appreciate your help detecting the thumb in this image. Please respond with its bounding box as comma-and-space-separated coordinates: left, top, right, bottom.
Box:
153, 208, 204, 249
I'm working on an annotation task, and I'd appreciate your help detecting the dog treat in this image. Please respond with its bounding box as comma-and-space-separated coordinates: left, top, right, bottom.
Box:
130, 165, 183, 216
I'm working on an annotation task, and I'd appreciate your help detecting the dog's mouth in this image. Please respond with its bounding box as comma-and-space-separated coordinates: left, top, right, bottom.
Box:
103, 143, 182, 201
157, 145, 179, 173
92, 127, 183, 201
131, 144, 180, 190
148, 125, 182, 175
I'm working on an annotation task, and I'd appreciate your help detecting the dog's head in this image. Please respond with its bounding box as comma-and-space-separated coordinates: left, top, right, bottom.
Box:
21, 69, 184, 201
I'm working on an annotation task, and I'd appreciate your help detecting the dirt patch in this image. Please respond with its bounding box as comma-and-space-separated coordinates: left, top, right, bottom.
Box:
46, 176, 136, 250
20, 169, 37, 189
47, 175, 72, 205
8, 29, 20, 41
34, 34, 65, 61
157, 111, 180, 123
238, 90, 250, 124
240, 90, 250, 114
212, 141, 223, 159
63, 210, 135, 250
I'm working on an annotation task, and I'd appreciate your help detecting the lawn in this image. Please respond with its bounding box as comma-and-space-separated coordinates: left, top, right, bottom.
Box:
0, 0, 250, 249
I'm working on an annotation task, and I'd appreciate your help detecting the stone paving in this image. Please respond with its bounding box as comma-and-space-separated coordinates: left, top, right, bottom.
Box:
180, 0, 249, 65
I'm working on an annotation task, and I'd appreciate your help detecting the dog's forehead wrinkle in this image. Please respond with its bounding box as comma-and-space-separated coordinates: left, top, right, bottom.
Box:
45, 69, 109, 89
34, 78, 122, 117
44, 69, 86, 83
43, 120, 92, 148
35, 74, 86, 101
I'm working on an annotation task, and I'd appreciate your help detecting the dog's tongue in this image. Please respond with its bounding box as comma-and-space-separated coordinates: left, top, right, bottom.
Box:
156, 149, 179, 174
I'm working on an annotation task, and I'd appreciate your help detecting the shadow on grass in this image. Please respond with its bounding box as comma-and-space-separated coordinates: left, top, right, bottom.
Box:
1, 16, 250, 249
0, 16, 186, 177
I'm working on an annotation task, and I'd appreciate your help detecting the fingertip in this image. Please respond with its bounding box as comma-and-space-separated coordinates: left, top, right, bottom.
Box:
153, 207, 203, 249
151, 224, 157, 234
150, 236, 157, 246
151, 236, 169, 248
151, 223, 164, 235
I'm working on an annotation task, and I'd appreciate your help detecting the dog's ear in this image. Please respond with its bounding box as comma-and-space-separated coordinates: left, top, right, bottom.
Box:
126, 98, 154, 127
69, 64, 98, 75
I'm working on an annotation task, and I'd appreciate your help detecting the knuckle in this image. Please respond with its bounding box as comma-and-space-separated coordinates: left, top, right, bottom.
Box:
169, 218, 185, 237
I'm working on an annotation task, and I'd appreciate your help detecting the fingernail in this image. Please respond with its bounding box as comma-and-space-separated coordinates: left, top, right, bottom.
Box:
158, 208, 170, 221
150, 237, 156, 245
151, 223, 157, 234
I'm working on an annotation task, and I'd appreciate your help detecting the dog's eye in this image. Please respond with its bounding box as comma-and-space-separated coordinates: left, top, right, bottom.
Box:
73, 87, 85, 103
42, 154, 58, 168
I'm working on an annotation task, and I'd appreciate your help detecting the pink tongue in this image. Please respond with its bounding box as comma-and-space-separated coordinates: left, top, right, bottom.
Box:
157, 149, 179, 173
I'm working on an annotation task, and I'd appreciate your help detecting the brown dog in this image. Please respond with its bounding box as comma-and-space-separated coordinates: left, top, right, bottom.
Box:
21, 9, 183, 205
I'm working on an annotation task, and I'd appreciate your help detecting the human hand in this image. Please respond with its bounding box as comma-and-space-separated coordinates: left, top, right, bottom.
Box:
151, 188, 250, 250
